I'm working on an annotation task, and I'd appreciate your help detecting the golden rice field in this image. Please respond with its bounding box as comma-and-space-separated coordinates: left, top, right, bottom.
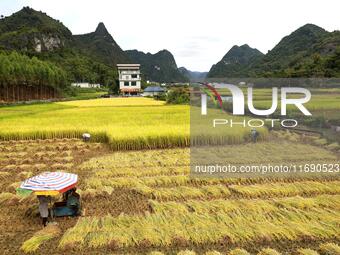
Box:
0, 89, 338, 150
0, 138, 109, 255
0, 94, 339, 254
58, 141, 339, 254
0, 97, 272, 150
0, 98, 189, 150
0, 133, 339, 254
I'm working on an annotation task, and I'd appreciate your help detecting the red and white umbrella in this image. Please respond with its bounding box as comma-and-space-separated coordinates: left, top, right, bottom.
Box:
20, 172, 78, 196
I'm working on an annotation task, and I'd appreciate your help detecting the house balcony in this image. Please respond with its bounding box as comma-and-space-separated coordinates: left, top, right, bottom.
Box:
119, 76, 141, 81
119, 70, 141, 75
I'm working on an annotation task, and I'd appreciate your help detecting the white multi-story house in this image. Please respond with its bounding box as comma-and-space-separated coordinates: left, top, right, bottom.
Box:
117, 64, 141, 96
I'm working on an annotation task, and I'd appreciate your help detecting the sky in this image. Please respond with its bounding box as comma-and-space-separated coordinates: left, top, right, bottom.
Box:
1, 0, 340, 72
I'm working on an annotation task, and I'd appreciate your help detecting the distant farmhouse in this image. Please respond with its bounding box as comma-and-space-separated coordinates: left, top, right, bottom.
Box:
71, 82, 101, 88
143, 86, 166, 97
117, 64, 141, 96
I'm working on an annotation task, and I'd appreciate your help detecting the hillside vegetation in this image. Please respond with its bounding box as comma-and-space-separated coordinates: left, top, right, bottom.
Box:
208, 24, 340, 78
208, 44, 264, 78
126, 49, 188, 83
0, 7, 188, 100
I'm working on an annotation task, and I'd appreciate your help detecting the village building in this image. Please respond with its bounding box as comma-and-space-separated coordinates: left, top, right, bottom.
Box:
117, 64, 141, 96
71, 82, 101, 88
143, 86, 166, 97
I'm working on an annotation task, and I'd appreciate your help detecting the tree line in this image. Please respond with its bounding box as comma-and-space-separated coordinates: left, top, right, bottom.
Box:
0, 51, 68, 102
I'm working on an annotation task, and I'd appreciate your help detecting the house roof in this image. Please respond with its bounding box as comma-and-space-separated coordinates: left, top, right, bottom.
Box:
144, 86, 166, 92
117, 64, 140, 69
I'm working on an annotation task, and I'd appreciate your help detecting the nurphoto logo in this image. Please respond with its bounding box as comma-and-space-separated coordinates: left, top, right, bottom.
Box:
200, 82, 312, 128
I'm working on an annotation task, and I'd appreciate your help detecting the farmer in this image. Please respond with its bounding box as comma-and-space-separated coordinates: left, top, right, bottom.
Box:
37, 195, 50, 227
82, 133, 91, 142
65, 188, 81, 215
53, 188, 81, 217
251, 128, 259, 143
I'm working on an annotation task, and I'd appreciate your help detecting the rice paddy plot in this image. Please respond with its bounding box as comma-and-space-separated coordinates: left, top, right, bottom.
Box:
0, 98, 190, 150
